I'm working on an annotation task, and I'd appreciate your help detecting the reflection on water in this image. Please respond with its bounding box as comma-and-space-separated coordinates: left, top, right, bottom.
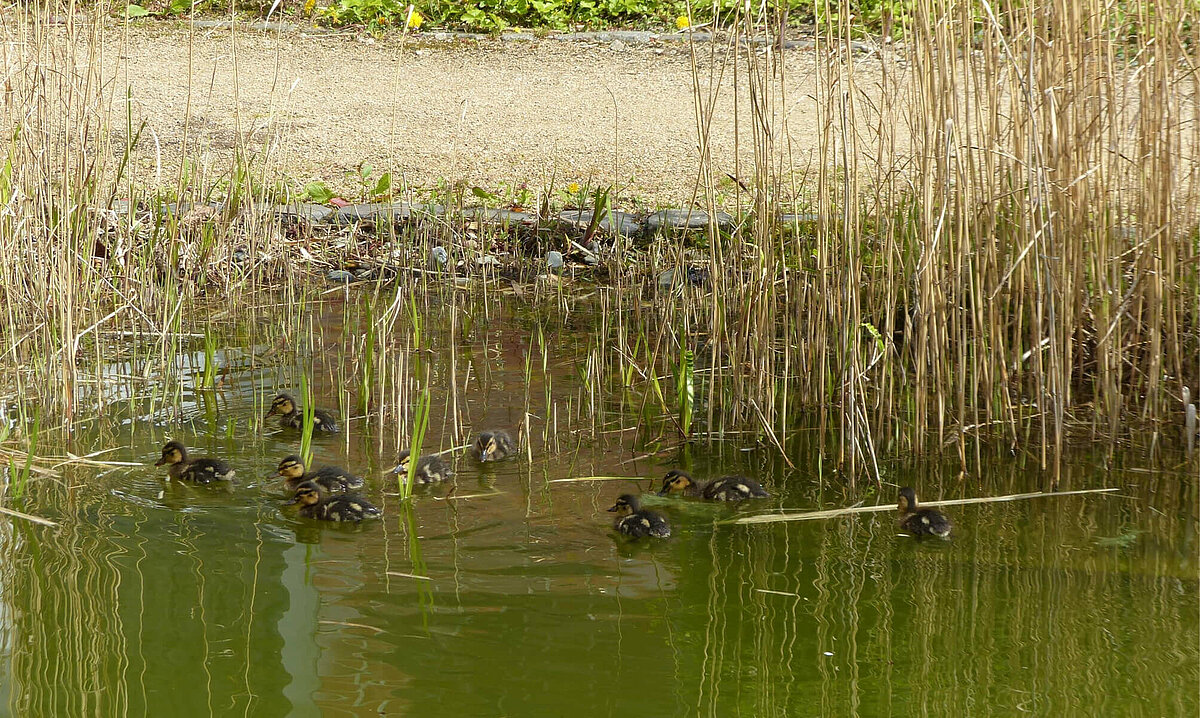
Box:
0, 298, 1195, 716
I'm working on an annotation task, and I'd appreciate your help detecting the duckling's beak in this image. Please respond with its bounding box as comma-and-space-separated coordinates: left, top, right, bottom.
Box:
389, 464, 406, 475
153, 457, 167, 467
656, 486, 670, 496
606, 504, 619, 512
284, 496, 299, 505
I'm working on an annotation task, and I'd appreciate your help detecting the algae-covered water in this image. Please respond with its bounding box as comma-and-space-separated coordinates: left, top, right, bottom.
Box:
0, 296, 1194, 717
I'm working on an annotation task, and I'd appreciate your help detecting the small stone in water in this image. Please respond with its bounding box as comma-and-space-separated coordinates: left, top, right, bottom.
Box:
656, 269, 676, 290
477, 255, 501, 267
547, 250, 564, 272
326, 269, 355, 283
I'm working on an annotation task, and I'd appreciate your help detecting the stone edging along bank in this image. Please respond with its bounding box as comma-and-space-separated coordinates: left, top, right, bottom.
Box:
181, 19, 875, 53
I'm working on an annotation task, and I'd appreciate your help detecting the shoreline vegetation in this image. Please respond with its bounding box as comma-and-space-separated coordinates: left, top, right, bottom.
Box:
0, 1, 1196, 484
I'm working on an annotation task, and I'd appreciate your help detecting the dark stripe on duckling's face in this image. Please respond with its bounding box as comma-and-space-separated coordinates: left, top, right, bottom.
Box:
277, 456, 305, 479
478, 436, 498, 461
154, 444, 184, 467
265, 395, 295, 418
607, 494, 638, 516
658, 470, 694, 495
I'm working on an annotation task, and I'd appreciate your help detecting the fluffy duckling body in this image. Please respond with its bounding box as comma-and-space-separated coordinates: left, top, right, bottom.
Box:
607, 494, 671, 539
475, 429, 517, 462
276, 455, 364, 493
265, 393, 342, 434
154, 441, 235, 484
897, 487, 952, 538
288, 482, 381, 522
657, 470, 770, 501
392, 451, 455, 485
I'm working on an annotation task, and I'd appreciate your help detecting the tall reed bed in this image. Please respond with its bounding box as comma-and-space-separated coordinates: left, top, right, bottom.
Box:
0, 1, 1194, 486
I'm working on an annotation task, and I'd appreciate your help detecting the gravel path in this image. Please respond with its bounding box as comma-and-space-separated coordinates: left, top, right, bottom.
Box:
106, 24, 891, 205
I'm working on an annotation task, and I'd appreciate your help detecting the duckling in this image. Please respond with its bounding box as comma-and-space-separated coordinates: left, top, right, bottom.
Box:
287, 481, 381, 522
276, 455, 364, 493
897, 486, 952, 538
657, 469, 770, 501
391, 450, 455, 484
607, 493, 671, 539
474, 429, 516, 462
154, 441, 235, 484
265, 393, 342, 434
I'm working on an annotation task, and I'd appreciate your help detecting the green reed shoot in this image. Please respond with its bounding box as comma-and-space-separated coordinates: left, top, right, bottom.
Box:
298, 373, 315, 469
199, 329, 218, 390
11, 410, 40, 501
401, 387, 431, 500
677, 346, 694, 438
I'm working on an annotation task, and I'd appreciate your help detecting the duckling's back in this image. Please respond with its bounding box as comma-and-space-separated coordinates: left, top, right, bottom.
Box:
702, 475, 770, 501
902, 509, 952, 538
179, 458, 235, 484
616, 510, 671, 539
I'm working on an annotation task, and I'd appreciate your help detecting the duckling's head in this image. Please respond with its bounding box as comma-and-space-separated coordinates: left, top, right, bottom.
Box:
392, 450, 412, 474
265, 393, 296, 419
154, 441, 187, 467
476, 432, 507, 462
898, 486, 918, 512
287, 481, 323, 507
607, 493, 642, 516
658, 469, 696, 496
277, 455, 307, 480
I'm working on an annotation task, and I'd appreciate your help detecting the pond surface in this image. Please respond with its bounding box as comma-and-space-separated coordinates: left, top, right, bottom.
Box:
0, 296, 1195, 717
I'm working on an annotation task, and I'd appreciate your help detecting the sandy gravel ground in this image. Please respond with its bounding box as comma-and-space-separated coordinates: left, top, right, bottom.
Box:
101, 24, 893, 205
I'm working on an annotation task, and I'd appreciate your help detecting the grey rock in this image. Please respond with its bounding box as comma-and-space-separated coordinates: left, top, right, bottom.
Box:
546, 251, 564, 271
326, 269, 355, 283
610, 39, 626, 51
645, 209, 734, 234
333, 202, 414, 227
476, 255, 501, 267
656, 265, 710, 290
557, 209, 644, 237
430, 246, 449, 268
463, 207, 536, 226
657, 268, 677, 290
277, 202, 334, 225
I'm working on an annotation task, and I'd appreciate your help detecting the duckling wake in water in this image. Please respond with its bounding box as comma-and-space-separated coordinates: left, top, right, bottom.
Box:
276, 455, 364, 493
391, 450, 455, 484
657, 469, 770, 501
287, 481, 381, 522
897, 486, 952, 538
474, 429, 516, 462
154, 441, 235, 484
265, 393, 342, 434
607, 493, 671, 539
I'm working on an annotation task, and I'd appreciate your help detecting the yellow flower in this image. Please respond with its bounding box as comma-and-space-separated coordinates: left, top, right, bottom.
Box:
676, 15, 690, 30
567, 182, 580, 194
407, 9, 424, 29
303, 0, 315, 14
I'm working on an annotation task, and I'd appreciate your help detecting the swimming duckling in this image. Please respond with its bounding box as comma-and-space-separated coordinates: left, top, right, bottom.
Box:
607, 493, 671, 539
657, 469, 770, 501
474, 429, 516, 462
391, 450, 455, 484
897, 486, 952, 538
276, 455, 364, 493
265, 393, 342, 434
286, 481, 381, 522
154, 441, 235, 484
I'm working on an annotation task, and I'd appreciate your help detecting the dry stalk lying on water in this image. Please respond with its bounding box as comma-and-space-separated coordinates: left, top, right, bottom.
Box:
725, 487, 1121, 526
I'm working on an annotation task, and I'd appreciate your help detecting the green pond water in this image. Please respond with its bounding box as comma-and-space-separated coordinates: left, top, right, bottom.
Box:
0, 296, 1195, 717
